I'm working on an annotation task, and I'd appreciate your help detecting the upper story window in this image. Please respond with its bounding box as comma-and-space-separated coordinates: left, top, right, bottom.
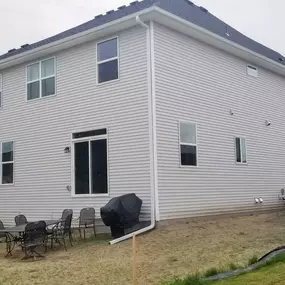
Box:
0, 74, 2, 108
235, 137, 247, 164
0, 141, 14, 184
179, 122, 198, 166
27, 58, 56, 100
97, 38, 119, 84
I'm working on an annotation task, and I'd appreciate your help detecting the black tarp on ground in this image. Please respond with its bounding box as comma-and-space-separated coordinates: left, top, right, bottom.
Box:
100, 193, 142, 238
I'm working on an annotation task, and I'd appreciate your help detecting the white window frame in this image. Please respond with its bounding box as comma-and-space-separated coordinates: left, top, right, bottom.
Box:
26, 57, 56, 101
235, 137, 248, 165
0, 73, 2, 109
71, 128, 109, 197
179, 121, 198, 167
0, 141, 14, 185
96, 37, 119, 85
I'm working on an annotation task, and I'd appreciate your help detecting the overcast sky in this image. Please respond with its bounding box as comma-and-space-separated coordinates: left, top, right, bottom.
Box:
0, 0, 283, 55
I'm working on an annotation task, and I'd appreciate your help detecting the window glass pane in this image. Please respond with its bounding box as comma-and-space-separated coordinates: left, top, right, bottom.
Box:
235, 138, 241, 163
27, 81, 40, 100
241, 138, 247, 163
41, 59, 55, 78
97, 38, 117, 62
181, 145, 197, 166
180, 122, 196, 144
42, 77, 55, 97
2, 142, 13, 162
98, 59, 118, 83
91, 139, 108, 194
2, 163, 13, 184
75, 142, 89, 194
27, 63, 39, 82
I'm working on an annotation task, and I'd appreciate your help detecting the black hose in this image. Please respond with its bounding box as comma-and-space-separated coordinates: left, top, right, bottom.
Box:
203, 247, 285, 282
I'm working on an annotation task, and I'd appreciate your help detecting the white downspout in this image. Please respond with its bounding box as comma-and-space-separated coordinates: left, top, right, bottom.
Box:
110, 16, 157, 245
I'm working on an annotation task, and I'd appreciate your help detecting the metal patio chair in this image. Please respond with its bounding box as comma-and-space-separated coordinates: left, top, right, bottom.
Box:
51, 214, 73, 251
78, 208, 96, 240
21, 221, 47, 260
60, 209, 73, 227
0, 220, 5, 240
15, 214, 28, 226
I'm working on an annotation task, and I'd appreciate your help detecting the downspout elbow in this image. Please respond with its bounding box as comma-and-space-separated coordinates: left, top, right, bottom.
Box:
136, 15, 149, 29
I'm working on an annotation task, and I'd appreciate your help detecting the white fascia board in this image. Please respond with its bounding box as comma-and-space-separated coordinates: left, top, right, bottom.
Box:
1, 6, 285, 77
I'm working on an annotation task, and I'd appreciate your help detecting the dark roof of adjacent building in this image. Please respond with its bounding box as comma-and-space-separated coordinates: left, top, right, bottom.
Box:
1, 0, 284, 65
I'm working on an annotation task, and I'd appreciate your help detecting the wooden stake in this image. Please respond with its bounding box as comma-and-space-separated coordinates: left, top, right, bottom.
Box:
132, 235, 137, 285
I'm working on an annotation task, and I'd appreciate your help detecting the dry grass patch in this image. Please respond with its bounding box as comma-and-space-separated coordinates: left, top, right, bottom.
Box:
0, 211, 285, 285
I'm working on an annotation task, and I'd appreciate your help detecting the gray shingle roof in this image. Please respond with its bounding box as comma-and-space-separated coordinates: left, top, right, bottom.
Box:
1, 0, 284, 65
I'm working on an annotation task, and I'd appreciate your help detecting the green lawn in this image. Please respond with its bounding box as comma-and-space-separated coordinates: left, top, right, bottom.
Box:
165, 256, 285, 285
214, 262, 285, 285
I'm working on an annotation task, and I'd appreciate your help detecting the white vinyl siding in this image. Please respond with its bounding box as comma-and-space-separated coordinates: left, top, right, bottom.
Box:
154, 23, 285, 220
0, 26, 150, 226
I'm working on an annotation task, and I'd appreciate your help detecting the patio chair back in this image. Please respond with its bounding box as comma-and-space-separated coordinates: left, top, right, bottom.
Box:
0, 220, 4, 230
23, 221, 47, 247
61, 209, 73, 221
63, 214, 73, 235
15, 214, 28, 226
79, 208, 95, 226
0, 220, 5, 238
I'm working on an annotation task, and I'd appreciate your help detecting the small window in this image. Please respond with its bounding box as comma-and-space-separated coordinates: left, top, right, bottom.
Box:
247, 65, 258, 77
1, 141, 14, 184
0, 74, 2, 108
235, 137, 247, 164
27, 58, 56, 100
97, 38, 119, 84
179, 122, 197, 166
73, 130, 108, 195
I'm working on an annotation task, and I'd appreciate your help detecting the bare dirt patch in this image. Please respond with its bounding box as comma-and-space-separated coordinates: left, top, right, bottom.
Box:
0, 211, 285, 285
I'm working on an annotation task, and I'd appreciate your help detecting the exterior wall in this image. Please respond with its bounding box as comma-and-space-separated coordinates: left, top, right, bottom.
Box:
153, 22, 285, 220
0, 26, 151, 225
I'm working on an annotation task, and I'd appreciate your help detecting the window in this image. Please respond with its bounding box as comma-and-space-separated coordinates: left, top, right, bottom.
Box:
97, 38, 119, 84
235, 137, 247, 164
179, 122, 197, 166
0, 141, 14, 184
27, 58, 56, 100
73, 129, 108, 195
0, 74, 2, 108
247, 65, 258, 77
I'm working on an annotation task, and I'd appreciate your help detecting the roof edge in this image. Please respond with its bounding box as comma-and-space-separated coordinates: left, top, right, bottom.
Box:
152, 6, 285, 77
1, 5, 285, 77
0, 7, 156, 70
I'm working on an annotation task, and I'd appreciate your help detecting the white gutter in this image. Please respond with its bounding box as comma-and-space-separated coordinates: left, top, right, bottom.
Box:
110, 15, 157, 245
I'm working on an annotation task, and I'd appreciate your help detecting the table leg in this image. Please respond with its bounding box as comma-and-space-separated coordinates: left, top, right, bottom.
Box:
5, 233, 16, 257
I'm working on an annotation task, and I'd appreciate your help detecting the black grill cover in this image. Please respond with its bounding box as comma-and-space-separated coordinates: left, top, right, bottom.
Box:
100, 194, 142, 229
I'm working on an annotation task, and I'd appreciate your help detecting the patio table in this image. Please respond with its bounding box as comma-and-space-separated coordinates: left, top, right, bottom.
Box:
0, 219, 62, 257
